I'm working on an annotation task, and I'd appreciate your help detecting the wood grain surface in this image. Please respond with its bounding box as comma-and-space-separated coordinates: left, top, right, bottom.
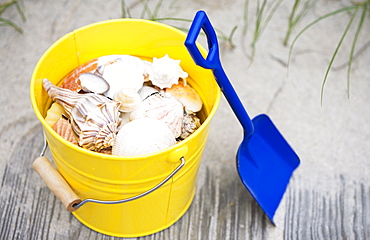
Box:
1, 0, 370, 239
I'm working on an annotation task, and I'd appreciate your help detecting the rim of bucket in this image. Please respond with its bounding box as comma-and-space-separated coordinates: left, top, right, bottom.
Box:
30, 18, 221, 162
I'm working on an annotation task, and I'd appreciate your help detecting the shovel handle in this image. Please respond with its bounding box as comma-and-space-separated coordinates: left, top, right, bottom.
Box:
33, 156, 81, 212
185, 11, 254, 138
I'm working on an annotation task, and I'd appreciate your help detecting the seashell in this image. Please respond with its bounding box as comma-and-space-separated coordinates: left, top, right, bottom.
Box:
143, 60, 153, 82
112, 117, 176, 156
130, 93, 184, 138
178, 110, 201, 140
43, 78, 121, 151
45, 102, 65, 126
113, 88, 141, 112
78, 73, 110, 94
149, 54, 188, 89
101, 55, 145, 98
162, 80, 203, 112
97, 147, 112, 155
60, 58, 99, 92
59, 55, 132, 92
138, 85, 158, 100
52, 118, 78, 145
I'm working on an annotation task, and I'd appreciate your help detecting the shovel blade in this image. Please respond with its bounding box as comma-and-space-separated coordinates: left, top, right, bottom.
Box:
236, 114, 300, 223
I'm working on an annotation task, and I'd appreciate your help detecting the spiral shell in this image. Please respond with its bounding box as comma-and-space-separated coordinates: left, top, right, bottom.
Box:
43, 78, 121, 151
178, 110, 201, 140
130, 93, 184, 138
113, 88, 141, 112
112, 117, 176, 156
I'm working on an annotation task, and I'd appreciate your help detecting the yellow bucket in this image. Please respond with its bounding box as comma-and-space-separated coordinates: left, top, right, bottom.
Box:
30, 19, 220, 238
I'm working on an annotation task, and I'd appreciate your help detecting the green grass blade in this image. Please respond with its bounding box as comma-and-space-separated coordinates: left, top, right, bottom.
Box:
243, 0, 249, 35
320, 7, 359, 105
152, 0, 163, 19
347, 3, 367, 98
287, 5, 357, 76
14, 0, 25, 22
0, 17, 22, 33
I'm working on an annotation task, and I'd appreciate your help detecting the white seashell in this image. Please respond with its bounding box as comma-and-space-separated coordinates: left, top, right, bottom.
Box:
130, 93, 184, 138
138, 85, 158, 100
112, 117, 176, 156
113, 88, 141, 112
162, 80, 203, 112
101, 55, 145, 98
78, 73, 110, 94
149, 54, 188, 89
43, 78, 121, 151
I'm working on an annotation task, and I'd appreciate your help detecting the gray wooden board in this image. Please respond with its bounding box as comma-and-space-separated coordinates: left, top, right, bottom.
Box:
1, 0, 370, 239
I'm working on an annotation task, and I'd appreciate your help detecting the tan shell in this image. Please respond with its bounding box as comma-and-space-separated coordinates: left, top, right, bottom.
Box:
52, 118, 78, 145
113, 88, 141, 112
112, 117, 176, 156
43, 78, 121, 151
130, 93, 184, 138
45, 102, 65, 127
162, 80, 203, 112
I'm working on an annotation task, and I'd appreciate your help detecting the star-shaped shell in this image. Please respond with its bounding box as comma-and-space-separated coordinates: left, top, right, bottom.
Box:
148, 54, 188, 89
43, 79, 121, 151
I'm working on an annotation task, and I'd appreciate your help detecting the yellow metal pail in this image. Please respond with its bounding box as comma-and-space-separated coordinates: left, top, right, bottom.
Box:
30, 19, 220, 238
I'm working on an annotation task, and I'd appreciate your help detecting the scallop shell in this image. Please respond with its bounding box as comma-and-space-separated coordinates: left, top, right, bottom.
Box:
113, 88, 141, 112
178, 110, 201, 140
149, 54, 188, 89
60, 58, 99, 92
101, 55, 145, 98
162, 80, 203, 112
52, 118, 78, 145
130, 93, 184, 138
112, 117, 176, 156
43, 78, 121, 151
45, 102, 65, 127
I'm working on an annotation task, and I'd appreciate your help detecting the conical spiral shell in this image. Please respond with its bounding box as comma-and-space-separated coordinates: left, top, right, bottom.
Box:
43, 78, 121, 151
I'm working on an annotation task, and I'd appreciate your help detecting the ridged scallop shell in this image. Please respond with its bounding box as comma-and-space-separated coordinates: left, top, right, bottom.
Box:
113, 88, 141, 112
112, 117, 176, 156
45, 102, 65, 127
100, 55, 145, 98
162, 80, 203, 112
178, 110, 201, 140
43, 78, 121, 151
130, 93, 184, 138
148, 54, 188, 89
52, 118, 78, 145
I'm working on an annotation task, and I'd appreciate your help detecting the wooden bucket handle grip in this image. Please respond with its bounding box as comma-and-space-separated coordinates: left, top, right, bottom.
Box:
32, 156, 81, 212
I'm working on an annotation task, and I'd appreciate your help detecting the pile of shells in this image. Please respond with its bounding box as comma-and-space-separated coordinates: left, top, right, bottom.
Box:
44, 54, 203, 156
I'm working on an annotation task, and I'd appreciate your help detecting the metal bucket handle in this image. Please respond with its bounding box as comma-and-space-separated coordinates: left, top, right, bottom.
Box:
33, 137, 185, 212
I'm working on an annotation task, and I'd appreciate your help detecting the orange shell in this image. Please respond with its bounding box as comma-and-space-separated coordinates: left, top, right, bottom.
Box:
52, 118, 78, 145
60, 58, 99, 91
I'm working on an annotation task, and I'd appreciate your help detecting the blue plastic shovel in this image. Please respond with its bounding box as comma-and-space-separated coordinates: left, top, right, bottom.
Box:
185, 11, 300, 223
